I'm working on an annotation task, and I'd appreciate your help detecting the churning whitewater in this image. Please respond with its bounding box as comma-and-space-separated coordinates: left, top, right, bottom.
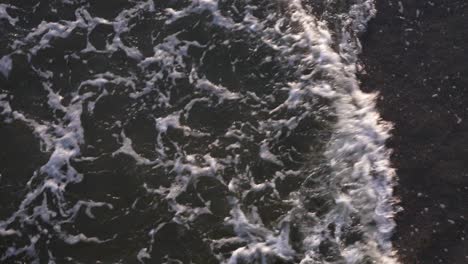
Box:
0, 0, 398, 263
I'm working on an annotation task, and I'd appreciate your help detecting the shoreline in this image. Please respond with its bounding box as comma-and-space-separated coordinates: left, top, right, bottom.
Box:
358, 0, 468, 263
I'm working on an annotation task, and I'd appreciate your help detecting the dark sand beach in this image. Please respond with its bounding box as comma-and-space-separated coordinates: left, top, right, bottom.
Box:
359, 0, 468, 263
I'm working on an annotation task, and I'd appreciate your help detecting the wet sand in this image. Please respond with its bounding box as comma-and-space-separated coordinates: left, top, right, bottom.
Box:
359, 0, 468, 263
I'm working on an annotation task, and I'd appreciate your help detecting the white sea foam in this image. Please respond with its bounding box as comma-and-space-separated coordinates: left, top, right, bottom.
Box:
0, 55, 12, 78
0, 4, 17, 26
0, 0, 397, 263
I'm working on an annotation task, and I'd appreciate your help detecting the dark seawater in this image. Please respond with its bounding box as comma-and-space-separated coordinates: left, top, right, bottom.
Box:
0, 1, 396, 263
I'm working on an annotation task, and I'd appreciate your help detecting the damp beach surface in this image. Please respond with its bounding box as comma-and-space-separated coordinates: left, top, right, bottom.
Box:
359, 0, 468, 263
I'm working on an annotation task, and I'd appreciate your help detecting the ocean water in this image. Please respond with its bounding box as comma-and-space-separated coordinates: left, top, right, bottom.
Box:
0, 1, 397, 263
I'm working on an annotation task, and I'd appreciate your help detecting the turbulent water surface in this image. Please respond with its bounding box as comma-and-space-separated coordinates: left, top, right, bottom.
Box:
0, 0, 397, 263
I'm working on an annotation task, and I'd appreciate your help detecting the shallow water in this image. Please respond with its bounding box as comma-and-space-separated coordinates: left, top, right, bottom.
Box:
0, 1, 397, 263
